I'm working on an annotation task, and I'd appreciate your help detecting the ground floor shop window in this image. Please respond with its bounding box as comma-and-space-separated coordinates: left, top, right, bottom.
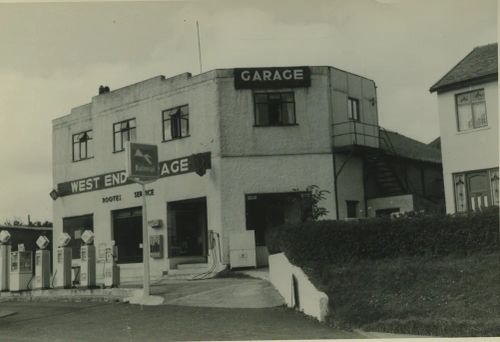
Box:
62, 214, 93, 260
453, 168, 499, 212
112, 207, 142, 264
167, 198, 208, 258
245, 192, 312, 246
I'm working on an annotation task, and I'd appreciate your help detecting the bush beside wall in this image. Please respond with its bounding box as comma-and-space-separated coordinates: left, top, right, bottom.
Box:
267, 206, 499, 266
266, 207, 500, 337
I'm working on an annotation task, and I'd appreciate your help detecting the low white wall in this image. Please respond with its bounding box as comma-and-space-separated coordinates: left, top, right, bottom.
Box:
367, 194, 414, 217
269, 252, 328, 322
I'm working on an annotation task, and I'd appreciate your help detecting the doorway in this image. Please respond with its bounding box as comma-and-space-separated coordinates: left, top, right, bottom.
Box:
167, 197, 208, 262
112, 207, 142, 264
245, 192, 312, 265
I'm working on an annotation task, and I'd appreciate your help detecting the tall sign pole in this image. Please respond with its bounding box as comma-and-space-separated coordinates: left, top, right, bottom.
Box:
126, 142, 159, 299
141, 180, 150, 297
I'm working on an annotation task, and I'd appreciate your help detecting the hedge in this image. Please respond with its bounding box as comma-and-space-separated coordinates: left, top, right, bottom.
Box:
266, 206, 499, 265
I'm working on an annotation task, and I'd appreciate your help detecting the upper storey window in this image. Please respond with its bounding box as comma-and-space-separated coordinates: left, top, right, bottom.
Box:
455, 89, 487, 131
254, 92, 296, 126
113, 118, 136, 152
72, 130, 93, 162
163, 105, 189, 141
347, 97, 360, 121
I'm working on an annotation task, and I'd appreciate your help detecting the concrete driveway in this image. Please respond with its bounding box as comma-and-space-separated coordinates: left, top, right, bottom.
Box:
148, 276, 285, 308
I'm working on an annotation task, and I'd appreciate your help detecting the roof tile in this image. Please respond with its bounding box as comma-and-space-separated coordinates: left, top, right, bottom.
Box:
430, 43, 498, 92
380, 130, 442, 164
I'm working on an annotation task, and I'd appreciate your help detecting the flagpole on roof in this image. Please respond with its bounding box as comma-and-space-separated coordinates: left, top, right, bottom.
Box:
196, 20, 203, 74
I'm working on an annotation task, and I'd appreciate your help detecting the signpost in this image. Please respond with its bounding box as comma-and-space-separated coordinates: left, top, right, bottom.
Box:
125, 142, 159, 298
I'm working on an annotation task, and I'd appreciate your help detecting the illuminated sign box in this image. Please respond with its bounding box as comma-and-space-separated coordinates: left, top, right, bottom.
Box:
126, 142, 159, 181
234, 66, 311, 89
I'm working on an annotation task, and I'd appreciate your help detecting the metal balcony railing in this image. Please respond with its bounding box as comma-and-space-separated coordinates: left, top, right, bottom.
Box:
331, 121, 397, 156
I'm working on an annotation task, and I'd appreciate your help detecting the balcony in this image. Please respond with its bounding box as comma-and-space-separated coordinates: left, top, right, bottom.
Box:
332, 121, 394, 153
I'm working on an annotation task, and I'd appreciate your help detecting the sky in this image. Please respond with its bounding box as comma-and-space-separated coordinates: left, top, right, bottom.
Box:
0, 0, 497, 223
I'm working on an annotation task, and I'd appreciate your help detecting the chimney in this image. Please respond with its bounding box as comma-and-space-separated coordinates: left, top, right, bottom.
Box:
99, 85, 110, 95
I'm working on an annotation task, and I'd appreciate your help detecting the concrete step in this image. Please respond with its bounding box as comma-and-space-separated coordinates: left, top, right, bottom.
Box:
177, 263, 210, 270
168, 267, 212, 276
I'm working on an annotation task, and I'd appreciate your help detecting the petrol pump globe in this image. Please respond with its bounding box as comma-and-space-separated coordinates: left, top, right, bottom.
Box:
81, 230, 95, 245
57, 233, 71, 247
0, 230, 11, 244
36, 235, 50, 250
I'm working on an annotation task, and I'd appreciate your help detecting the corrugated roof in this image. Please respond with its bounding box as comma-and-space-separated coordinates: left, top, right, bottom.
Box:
430, 43, 498, 93
380, 130, 442, 164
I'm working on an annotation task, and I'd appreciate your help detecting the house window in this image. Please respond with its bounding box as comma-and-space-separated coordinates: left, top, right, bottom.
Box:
453, 168, 499, 212
163, 105, 189, 141
72, 130, 93, 161
453, 174, 467, 212
254, 92, 296, 126
455, 89, 487, 131
113, 118, 136, 152
347, 97, 360, 121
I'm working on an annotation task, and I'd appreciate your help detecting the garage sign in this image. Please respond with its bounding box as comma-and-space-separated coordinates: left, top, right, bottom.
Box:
57, 152, 211, 197
234, 66, 311, 89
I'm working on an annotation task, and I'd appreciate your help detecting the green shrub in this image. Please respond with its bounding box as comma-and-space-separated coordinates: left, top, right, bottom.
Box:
267, 206, 499, 265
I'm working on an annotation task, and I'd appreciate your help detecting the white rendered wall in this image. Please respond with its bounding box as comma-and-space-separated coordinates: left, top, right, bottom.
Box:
367, 194, 414, 217
436, 81, 499, 213
219, 154, 336, 264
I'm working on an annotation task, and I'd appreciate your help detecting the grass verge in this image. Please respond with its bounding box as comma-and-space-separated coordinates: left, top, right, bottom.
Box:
303, 252, 500, 337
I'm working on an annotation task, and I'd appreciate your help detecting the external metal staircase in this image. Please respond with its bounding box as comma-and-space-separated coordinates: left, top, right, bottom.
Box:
364, 155, 405, 196
332, 121, 413, 197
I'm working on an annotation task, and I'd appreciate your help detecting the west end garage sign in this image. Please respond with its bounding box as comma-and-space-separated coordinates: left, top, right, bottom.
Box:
57, 152, 211, 197
234, 66, 311, 89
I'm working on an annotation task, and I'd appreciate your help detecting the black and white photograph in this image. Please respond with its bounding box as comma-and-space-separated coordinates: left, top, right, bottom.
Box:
0, 0, 498, 341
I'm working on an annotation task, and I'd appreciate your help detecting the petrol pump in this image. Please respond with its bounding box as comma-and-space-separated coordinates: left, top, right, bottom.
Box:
34, 235, 51, 290
80, 230, 96, 288
55, 233, 72, 288
10, 245, 33, 292
0, 230, 11, 291
104, 241, 120, 288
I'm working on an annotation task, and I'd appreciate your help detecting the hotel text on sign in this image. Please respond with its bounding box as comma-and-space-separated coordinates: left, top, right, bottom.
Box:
234, 66, 311, 89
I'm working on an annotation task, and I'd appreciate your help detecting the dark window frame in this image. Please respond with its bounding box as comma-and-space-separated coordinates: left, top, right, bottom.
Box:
167, 197, 208, 259
347, 97, 360, 121
454, 89, 488, 132
72, 130, 93, 162
62, 214, 94, 260
113, 118, 136, 153
244, 191, 312, 246
253, 92, 297, 127
162, 105, 190, 142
